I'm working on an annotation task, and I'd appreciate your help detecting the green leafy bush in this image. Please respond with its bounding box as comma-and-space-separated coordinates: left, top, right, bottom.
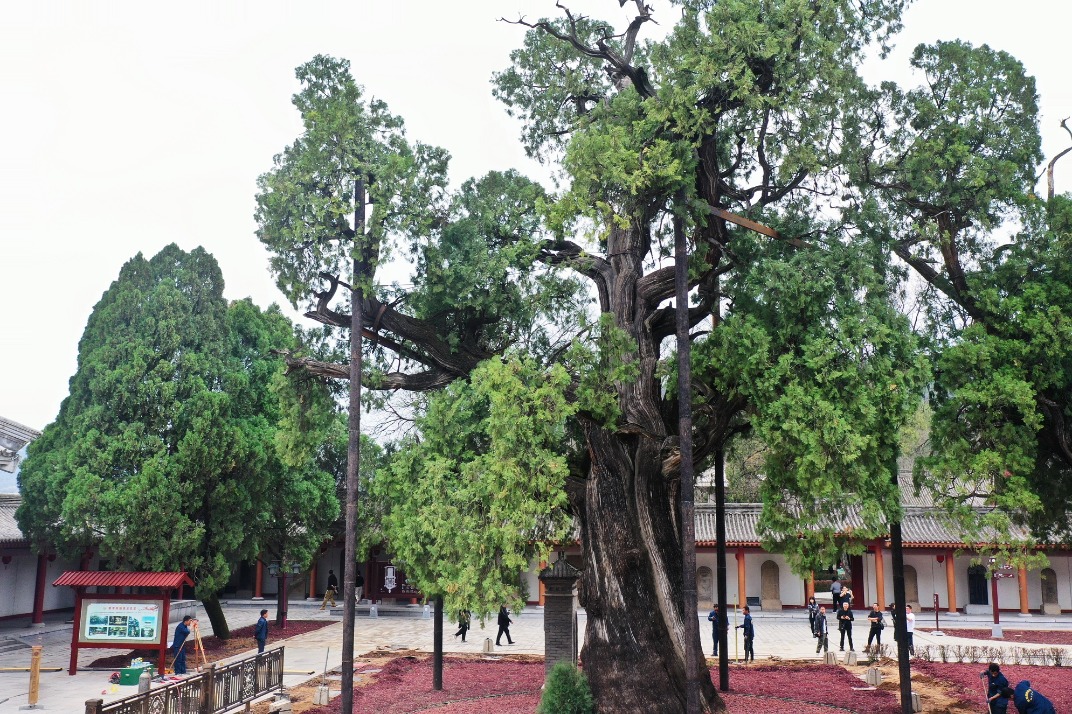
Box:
537, 662, 594, 714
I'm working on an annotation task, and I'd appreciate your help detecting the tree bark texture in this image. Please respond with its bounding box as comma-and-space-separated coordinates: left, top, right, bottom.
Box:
577, 425, 720, 713
571, 223, 721, 713
201, 594, 229, 641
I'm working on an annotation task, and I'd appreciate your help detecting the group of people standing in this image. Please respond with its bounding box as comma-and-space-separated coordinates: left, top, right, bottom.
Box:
809, 580, 917, 656
707, 604, 755, 662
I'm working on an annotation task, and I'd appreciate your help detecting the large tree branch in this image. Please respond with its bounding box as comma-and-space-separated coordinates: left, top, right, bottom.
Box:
304, 273, 492, 379
538, 239, 614, 312
1046, 117, 1072, 201
505, 2, 656, 98
280, 353, 458, 392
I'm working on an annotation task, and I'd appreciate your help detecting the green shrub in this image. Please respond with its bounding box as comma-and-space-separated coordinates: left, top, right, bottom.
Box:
537, 661, 595, 714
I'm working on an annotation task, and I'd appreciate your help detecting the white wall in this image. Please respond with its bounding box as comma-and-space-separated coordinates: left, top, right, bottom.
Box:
0, 552, 78, 619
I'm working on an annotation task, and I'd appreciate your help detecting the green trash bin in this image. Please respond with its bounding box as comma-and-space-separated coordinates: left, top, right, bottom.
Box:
118, 665, 154, 685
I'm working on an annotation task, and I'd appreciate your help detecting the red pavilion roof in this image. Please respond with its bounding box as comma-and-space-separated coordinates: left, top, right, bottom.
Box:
53, 571, 194, 588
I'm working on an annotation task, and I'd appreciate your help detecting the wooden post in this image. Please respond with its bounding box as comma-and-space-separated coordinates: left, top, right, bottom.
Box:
735, 549, 746, 613
873, 541, 886, 607
28, 645, 42, 705
253, 559, 264, 600
85, 699, 104, 714
308, 562, 318, 600
945, 549, 957, 614
805, 571, 815, 603
32, 554, 48, 625
69, 588, 84, 675
1018, 566, 1029, 614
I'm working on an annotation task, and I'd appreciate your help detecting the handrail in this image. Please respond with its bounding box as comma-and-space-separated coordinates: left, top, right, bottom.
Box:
84, 647, 284, 714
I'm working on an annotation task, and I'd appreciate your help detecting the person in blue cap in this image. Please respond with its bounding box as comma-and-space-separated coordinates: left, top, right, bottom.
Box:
1013, 680, 1056, 714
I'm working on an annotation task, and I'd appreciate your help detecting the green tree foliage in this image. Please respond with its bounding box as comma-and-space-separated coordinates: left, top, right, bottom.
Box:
860, 39, 1072, 563
16, 245, 337, 637
370, 357, 574, 619
256, 3, 943, 711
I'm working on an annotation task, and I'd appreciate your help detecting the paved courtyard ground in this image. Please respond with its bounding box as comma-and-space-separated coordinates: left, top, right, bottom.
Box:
2, 602, 1070, 712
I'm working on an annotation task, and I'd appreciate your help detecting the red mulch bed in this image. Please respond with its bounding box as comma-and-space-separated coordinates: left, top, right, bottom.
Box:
302, 658, 901, 713
86, 619, 333, 668
914, 661, 1072, 711
919, 627, 1072, 645
727, 664, 900, 713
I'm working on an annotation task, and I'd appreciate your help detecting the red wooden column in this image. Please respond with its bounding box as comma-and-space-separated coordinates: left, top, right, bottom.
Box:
873, 541, 886, 607
805, 571, 815, 603
945, 549, 957, 614
308, 562, 318, 599
735, 548, 746, 609
31, 554, 48, 624
253, 559, 264, 600
1018, 566, 1030, 614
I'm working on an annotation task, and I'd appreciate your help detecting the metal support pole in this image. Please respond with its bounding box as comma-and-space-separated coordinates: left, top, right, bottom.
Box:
673, 203, 701, 714
715, 450, 729, 691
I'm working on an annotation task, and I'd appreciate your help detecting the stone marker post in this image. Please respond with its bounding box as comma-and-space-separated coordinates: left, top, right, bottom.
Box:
539, 556, 582, 676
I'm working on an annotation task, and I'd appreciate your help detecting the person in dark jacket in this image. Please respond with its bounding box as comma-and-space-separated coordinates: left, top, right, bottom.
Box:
254, 609, 269, 653
836, 601, 854, 651
990, 686, 1014, 714
735, 606, 755, 662
807, 597, 819, 632
982, 663, 1010, 714
1012, 680, 1056, 714
708, 605, 726, 656
866, 602, 884, 652
496, 605, 514, 645
454, 609, 471, 642
813, 605, 829, 653
172, 615, 194, 674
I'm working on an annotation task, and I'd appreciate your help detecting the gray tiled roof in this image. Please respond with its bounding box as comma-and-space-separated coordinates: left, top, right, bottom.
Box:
0, 493, 26, 545
696, 502, 1040, 548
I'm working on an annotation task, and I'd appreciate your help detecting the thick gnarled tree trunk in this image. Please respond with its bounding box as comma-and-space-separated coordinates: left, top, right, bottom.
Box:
577, 424, 720, 713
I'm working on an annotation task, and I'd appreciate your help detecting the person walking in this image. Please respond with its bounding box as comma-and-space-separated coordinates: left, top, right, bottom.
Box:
807, 596, 819, 632
904, 604, 916, 655
320, 578, 338, 610
254, 609, 269, 654
830, 578, 843, 611
496, 605, 514, 646
171, 615, 194, 674
813, 605, 829, 654
982, 663, 1010, 714
866, 602, 885, 653
454, 609, 471, 642
355, 571, 365, 602
735, 606, 755, 662
707, 604, 724, 656
837, 600, 854, 652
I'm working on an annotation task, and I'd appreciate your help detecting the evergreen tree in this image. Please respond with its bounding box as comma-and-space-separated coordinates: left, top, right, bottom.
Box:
17, 245, 337, 637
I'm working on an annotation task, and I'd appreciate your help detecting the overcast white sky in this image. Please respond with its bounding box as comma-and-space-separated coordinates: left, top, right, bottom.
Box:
2, 0, 1070, 432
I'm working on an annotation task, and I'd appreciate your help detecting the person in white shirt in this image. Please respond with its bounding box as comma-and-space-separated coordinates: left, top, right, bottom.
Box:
904, 604, 915, 655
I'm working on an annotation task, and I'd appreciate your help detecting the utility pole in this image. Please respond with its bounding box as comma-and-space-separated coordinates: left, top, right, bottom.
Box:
674, 204, 701, 714
890, 521, 912, 714
341, 178, 366, 714
715, 450, 729, 691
